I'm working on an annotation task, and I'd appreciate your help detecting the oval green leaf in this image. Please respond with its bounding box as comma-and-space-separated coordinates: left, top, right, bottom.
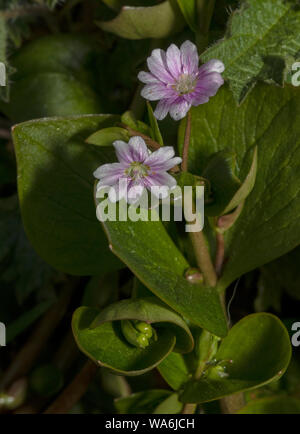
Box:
13, 115, 123, 275
73, 297, 194, 376
98, 1, 184, 40
181, 313, 292, 403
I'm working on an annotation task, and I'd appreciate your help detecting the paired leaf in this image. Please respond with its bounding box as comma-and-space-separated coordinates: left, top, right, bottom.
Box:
201, 0, 300, 103
99, 201, 227, 337
98, 1, 184, 40
181, 313, 291, 403
72, 297, 194, 375
179, 84, 300, 290
13, 115, 123, 276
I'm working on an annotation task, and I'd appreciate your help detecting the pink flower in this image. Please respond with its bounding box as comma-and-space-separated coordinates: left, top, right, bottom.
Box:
138, 41, 225, 121
94, 136, 182, 203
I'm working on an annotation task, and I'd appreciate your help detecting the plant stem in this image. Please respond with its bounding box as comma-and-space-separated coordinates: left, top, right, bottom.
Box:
44, 361, 98, 414
215, 231, 225, 276
181, 111, 192, 172
189, 230, 217, 287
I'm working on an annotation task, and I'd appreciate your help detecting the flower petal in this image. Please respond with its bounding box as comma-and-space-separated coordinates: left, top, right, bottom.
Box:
146, 171, 177, 189
181, 40, 198, 75
166, 44, 182, 78
195, 72, 224, 97
169, 99, 191, 121
145, 146, 175, 167
147, 49, 174, 83
138, 71, 160, 84
128, 136, 149, 162
113, 140, 134, 164
93, 162, 124, 180
141, 83, 171, 101
199, 59, 225, 75
152, 156, 182, 171
154, 99, 171, 120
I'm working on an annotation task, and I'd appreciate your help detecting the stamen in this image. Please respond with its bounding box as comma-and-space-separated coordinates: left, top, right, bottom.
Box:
125, 162, 150, 180
174, 73, 197, 95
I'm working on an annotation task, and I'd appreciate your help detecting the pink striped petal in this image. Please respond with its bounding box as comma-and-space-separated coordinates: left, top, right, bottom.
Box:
128, 136, 149, 162
147, 49, 174, 83
181, 41, 199, 75
169, 99, 191, 121
166, 44, 182, 78
141, 83, 171, 101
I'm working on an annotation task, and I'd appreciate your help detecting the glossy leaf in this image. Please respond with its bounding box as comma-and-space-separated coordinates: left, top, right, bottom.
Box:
201, 0, 300, 103
13, 115, 122, 275
179, 84, 300, 290
153, 393, 182, 414
158, 352, 190, 390
181, 313, 292, 403
72, 296, 194, 375
98, 1, 184, 40
86, 127, 130, 147
99, 201, 228, 337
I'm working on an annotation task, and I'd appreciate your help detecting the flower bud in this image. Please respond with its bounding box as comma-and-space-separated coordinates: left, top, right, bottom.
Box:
121, 320, 154, 349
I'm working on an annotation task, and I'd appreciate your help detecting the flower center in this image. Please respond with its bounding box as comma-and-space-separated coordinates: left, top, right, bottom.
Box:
125, 161, 150, 180
174, 73, 197, 95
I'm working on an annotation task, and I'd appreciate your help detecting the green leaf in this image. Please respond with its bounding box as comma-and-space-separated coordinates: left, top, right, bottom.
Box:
72, 296, 193, 375
237, 395, 300, 414
147, 102, 164, 146
158, 352, 190, 390
201, 0, 300, 103
222, 147, 257, 214
177, 0, 197, 32
153, 392, 183, 414
181, 313, 292, 403
86, 127, 130, 147
91, 297, 194, 353
202, 150, 241, 217
121, 110, 151, 136
1, 34, 102, 122
3, 73, 101, 123
13, 115, 123, 276
179, 84, 300, 290
97, 1, 184, 40
115, 389, 171, 414
99, 201, 227, 337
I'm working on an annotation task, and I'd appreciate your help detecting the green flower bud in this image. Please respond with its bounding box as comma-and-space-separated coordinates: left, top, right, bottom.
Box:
134, 321, 153, 339
121, 320, 154, 349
